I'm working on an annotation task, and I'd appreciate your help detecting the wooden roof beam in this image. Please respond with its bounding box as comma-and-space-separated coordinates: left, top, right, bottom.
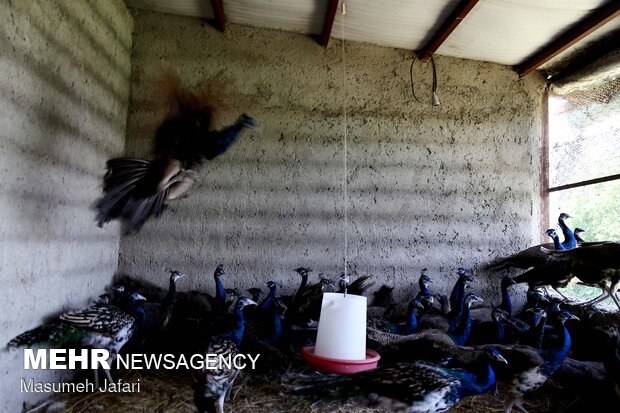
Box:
516, 1, 620, 78
418, 0, 480, 62
319, 0, 340, 47
210, 0, 226, 32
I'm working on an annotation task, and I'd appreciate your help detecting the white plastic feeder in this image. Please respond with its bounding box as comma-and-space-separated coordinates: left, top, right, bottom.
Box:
314, 292, 367, 360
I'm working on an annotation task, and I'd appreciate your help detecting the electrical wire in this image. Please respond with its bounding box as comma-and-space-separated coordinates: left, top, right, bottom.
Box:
410, 52, 439, 105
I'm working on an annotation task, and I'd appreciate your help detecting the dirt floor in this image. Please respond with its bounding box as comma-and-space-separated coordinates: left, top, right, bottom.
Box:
37, 368, 581, 413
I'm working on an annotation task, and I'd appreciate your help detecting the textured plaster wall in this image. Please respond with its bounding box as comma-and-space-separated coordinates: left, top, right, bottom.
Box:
0, 1, 132, 411
119, 10, 546, 307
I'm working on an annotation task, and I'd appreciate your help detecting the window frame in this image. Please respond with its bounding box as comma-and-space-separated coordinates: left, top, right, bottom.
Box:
542, 83, 620, 237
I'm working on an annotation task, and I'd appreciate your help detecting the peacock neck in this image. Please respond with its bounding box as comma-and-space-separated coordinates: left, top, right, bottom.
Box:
217, 122, 245, 148
165, 277, 177, 306
451, 304, 472, 345
129, 301, 146, 328
494, 317, 505, 343
292, 275, 308, 304
558, 218, 577, 249
531, 315, 547, 349
449, 280, 465, 317
541, 322, 571, 374
267, 306, 283, 344
260, 287, 277, 310
461, 362, 496, 397
551, 234, 564, 250
500, 284, 512, 316
402, 302, 418, 335
229, 305, 247, 346
214, 275, 226, 304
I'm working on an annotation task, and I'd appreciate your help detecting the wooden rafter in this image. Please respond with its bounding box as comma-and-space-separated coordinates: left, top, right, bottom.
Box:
320, 0, 340, 47
516, 1, 620, 78
210, 0, 226, 32
418, 0, 480, 62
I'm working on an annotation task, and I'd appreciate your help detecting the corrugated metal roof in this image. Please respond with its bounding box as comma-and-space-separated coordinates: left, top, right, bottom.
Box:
125, 0, 619, 71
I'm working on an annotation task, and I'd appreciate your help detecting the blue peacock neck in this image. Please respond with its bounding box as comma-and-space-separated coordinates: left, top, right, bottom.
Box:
402, 301, 419, 335
541, 321, 572, 375
227, 304, 248, 346
558, 217, 577, 249
460, 361, 496, 397
451, 302, 473, 345
214, 274, 226, 305
500, 282, 512, 316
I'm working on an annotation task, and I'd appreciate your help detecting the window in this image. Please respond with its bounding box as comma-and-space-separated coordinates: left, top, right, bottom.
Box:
547, 79, 620, 239
545, 77, 620, 307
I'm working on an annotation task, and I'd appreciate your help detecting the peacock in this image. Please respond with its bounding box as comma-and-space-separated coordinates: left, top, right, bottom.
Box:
493, 309, 579, 413
415, 268, 435, 311
574, 227, 586, 245
557, 212, 577, 250
95, 72, 258, 234
207, 265, 228, 314
194, 296, 256, 413
368, 299, 424, 335
289, 347, 507, 413
8, 291, 146, 386
247, 287, 262, 303
546, 228, 565, 251
289, 267, 311, 308
259, 280, 278, 311
142, 271, 186, 330
594, 325, 620, 398
448, 269, 476, 319
496, 275, 516, 316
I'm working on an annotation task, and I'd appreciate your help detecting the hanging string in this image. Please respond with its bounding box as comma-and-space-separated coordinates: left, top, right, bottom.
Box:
341, 0, 348, 288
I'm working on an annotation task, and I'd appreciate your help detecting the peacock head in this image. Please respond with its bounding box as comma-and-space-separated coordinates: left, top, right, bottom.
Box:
457, 267, 471, 277
236, 296, 257, 310
461, 274, 476, 287
240, 114, 259, 130
546, 228, 558, 238
526, 307, 547, 327
548, 297, 564, 312
275, 298, 288, 316
295, 267, 311, 277
557, 310, 579, 324
409, 298, 426, 311
214, 265, 225, 278
558, 212, 571, 222
226, 288, 241, 297
492, 308, 509, 322
527, 287, 546, 302
247, 287, 262, 297
484, 347, 508, 364
97, 294, 111, 304
501, 275, 516, 287
319, 276, 334, 290
464, 293, 483, 307
265, 280, 278, 291
130, 292, 147, 303
170, 270, 187, 283
419, 273, 432, 285
574, 227, 585, 236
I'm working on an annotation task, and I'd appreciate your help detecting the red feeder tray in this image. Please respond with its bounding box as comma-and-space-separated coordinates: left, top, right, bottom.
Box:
301, 345, 380, 374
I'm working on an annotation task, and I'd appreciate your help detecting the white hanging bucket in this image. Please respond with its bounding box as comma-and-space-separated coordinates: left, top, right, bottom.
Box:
314, 292, 367, 361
